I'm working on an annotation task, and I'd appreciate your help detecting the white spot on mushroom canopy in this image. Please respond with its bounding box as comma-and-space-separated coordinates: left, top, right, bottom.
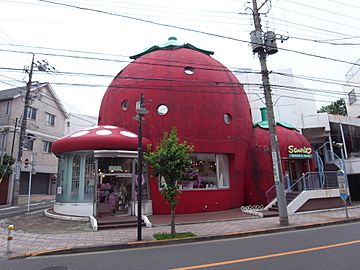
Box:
103, 125, 118, 129
71, 131, 90, 137
96, 130, 112, 136
120, 131, 137, 138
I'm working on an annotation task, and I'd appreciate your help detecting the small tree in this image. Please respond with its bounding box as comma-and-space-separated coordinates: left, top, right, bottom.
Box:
0, 154, 14, 184
144, 128, 195, 234
318, 98, 347, 116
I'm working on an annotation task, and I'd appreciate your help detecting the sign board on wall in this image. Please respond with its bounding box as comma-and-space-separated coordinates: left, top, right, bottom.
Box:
337, 170, 348, 201
287, 145, 312, 158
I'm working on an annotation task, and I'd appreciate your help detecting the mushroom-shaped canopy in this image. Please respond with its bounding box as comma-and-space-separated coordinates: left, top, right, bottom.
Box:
52, 125, 151, 156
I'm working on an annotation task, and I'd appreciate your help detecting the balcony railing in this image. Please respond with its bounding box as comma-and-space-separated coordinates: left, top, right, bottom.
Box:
265, 171, 339, 204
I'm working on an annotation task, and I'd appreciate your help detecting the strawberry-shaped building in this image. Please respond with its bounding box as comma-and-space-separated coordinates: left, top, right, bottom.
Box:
52, 38, 314, 217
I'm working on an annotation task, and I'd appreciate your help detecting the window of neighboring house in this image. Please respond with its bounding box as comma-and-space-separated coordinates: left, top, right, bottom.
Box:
348, 89, 357, 105
24, 134, 35, 151
43, 140, 53, 153
46, 113, 56, 126
27, 106, 37, 120
5, 101, 11, 115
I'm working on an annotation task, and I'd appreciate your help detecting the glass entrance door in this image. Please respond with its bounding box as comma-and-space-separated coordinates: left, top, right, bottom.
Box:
96, 157, 135, 216
97, 174, 133, 216
284, 159, 311, 191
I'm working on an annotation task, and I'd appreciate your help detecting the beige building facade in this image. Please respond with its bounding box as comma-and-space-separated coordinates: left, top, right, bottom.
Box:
0, 83, 68, 204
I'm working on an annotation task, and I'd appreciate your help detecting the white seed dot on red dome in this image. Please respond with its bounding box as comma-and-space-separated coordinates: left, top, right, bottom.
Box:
103, 125, 118, 129
120, 131, 137, 138
96, 130, 112, 136
70, 131, 90, 137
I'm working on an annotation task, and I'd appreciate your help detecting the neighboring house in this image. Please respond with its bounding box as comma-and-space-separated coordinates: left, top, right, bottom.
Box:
344, 58, 360, 118
238, 67, 360, 201
0, 83, 68, 204
301, 112, 360, 201
65, 112, 97, 135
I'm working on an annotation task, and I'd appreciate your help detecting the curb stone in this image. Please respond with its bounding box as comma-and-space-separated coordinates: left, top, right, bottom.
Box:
8, 216, 360, 259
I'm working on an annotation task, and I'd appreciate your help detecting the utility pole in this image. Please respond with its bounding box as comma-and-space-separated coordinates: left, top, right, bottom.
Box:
10, 118, 18, 159
12, 54, 35, 206
11, 55, 55, 206
250, 0, 289, 225
135, 93, 148, 241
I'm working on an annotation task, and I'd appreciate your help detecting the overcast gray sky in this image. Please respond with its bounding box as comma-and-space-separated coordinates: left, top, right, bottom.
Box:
1, 0, 359, 117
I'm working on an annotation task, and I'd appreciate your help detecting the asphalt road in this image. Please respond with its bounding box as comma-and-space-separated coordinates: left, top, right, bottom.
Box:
1, 222, 360, 270
0, 201, 54, 219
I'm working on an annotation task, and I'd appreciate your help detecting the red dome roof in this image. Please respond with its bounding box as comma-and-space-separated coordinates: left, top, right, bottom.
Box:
52, 125, 151, 156
254, 125, 312, 157
98, 46, 252, 150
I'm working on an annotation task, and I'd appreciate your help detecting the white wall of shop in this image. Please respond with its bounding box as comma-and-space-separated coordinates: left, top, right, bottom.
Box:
345, 58, 360, 118
236, 68, 317, 129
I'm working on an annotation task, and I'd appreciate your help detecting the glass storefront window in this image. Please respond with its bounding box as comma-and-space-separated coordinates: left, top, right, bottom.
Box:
55, 156, 65, 202
84, 154, 96, 201
71, 155, 80, 195
98, 157, 133, 174
177, 153, 230, 190
55, 152, 96, 203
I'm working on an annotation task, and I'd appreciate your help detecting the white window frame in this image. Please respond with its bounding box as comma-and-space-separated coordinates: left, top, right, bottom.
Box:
43, 140, 53, 153
27, 106, 37, 120
46, 112, 56, 126
5, 101, 11, 115
23, 134, 35, 151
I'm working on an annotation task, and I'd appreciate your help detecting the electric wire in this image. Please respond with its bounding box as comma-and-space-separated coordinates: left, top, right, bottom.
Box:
33, 0, 360, 68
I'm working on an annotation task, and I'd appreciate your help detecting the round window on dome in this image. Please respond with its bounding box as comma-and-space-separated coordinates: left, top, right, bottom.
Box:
184, 66, 195, 75
224, 113, 232, 124
157, 104, 168, 116
121, 100, 129, 111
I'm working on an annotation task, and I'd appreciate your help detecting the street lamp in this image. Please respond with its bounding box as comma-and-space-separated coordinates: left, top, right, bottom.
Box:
135, 93, 148, 241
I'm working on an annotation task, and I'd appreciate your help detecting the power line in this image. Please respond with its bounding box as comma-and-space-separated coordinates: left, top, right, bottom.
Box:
327, 0, 360, 10
286, 0, 360, 22
2, 60, 360, 90
271, 4, 360, 32
2, 76, 357, 111
34, 0, 360, 69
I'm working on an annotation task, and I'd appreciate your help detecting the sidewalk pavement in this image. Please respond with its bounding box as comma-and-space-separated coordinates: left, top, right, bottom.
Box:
1, 205, 360, 259
0, 195, 56, 209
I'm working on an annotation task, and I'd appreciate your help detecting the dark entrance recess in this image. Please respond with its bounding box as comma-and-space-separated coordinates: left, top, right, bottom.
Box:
0, 176, 9, 204
348, 174, 360, 201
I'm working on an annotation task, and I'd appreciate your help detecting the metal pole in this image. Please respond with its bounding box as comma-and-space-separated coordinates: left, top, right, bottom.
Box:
251, 0, 288, 225
344, 200, 349, 219
12, 54, 35, 206
10, 118, 18, 159
27, 153, 34, 213
6, 224, 14, 253
340, 147, 352, 204
27, 165, 32, 213
137, 93, 144, 241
